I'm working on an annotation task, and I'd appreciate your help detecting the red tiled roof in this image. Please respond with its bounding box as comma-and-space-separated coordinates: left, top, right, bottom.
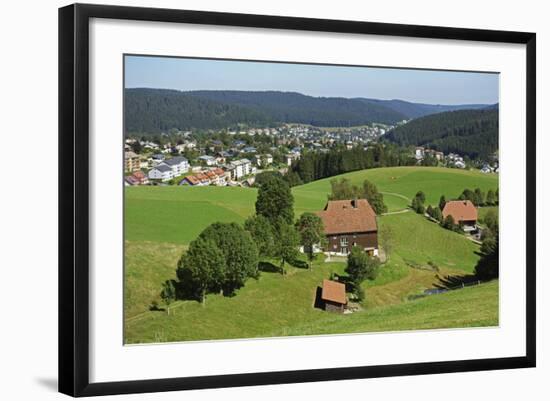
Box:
321, 279, 346, 304
316, 199, 377, 235
185, 176, 200, 185
132, 171, 146, 180
442, 200, 478, 222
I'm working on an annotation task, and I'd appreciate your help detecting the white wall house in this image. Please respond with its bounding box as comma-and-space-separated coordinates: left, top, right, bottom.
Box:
285, 153, 300, 166
159, 156, 189, 176
230, 159, 252, 179
148, 164, 173, 181
415, 146, 425, 160
199, 155, 217, 166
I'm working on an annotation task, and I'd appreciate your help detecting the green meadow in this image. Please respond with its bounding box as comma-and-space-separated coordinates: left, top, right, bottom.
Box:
124, 166, 499, 343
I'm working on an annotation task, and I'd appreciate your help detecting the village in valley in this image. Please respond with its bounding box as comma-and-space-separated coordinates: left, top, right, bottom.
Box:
123, 58, 500, 344
124, 122, 499, 189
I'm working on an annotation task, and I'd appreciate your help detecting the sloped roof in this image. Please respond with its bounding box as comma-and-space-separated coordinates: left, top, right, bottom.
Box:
316, 199, 377, 235
153, 164, 172, 173
321, 279, 346, 304
442, 200, 478, 222
163, 156, 188, 166
132, 171, 146, 179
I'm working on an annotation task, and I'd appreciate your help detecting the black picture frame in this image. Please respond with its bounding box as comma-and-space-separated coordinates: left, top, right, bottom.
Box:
59, 3, 536, 397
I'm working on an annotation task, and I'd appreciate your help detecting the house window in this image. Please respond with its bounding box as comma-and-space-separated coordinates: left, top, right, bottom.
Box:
341, 247, 348, 254
340, 237, 348, 247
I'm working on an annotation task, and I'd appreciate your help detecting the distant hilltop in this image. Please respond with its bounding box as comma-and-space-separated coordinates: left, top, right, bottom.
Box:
124, 88, 496, 133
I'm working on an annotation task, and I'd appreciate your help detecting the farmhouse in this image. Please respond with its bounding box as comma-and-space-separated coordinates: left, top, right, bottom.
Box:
442, 200, 478, 231
316, 199, 378, 256
321, 279, 347, 313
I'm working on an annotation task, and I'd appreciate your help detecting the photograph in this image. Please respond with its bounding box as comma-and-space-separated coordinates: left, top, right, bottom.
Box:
123, 55, 500, 344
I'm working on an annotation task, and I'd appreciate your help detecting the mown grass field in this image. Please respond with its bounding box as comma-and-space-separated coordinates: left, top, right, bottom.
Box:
124, 166, 499, 343
293, 166, 499, 213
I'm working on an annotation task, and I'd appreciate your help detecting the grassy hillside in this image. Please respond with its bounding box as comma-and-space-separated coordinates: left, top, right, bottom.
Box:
125, 242, 497, 343
124, 166, 498, 343
272, 280, 499, 337
293, 166, 499, 212
125, 166, 499, 244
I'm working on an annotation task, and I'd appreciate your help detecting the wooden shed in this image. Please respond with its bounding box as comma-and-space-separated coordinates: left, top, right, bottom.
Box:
321, 279, 347, 313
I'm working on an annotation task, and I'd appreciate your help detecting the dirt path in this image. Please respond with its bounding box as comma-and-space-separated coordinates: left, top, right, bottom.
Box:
379, 191, 411, 215
381, 208, 410, 216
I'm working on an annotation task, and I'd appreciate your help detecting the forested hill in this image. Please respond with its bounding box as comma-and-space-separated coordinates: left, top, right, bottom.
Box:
185, 90, 407, 126
124, 88, 493, 134
384, 108, 499, 159
356, 98, 490, 119
125, 88, 274, 133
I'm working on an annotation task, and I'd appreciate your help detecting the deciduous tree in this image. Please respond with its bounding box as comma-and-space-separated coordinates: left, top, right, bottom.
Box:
295, 213, 325, 269
244, 215, 275, 258
177, 237, 226, 305
255, 176, 294, 225
345, 246, 380, 285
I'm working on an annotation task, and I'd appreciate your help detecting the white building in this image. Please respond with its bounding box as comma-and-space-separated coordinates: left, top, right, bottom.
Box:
148, 164, 173, 181
159, 156, 189, 176
199, 155, 217, 166
254, 154, 273, 167
230, 158, 252, 179
285, 153, 300, 166
415, 146, 425, 160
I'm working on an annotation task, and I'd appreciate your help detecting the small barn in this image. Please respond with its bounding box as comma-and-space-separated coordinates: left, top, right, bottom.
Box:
321, 279, 347, 313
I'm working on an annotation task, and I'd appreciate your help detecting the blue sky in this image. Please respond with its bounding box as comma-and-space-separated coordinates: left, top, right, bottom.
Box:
125, 55, 499, 105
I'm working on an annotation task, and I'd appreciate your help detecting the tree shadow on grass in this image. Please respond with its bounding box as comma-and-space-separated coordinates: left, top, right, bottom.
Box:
258, 261, 283, 274
288, 259, 309, 269
434, 273, 480, 290
313, 286, 325, 310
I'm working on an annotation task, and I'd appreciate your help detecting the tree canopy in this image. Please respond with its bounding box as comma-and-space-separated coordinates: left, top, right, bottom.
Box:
295, 213, 325, 268
255, 176, 294, 225
328, 178, 387, 214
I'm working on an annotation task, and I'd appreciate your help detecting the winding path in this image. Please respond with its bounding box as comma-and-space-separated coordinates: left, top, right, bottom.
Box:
380, 191, 411, 215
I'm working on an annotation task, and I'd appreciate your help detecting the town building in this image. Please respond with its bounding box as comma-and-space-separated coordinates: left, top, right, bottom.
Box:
285, 152, 300, 166
230, 158, 252, 179
253, 154, 273, 167
316, 199, 379, 256
442, 200, 478, 231
126, 170, 149, 185
321, 279, 347, 313
124, 151, 140, 173
198, 155, 217, 166
159, 156, 189, 176
415, 146, 425, 160
148, 164, 173, 181
150, 153, 165, 165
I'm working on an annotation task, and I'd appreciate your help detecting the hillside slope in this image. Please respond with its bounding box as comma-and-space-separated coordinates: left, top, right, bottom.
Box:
358, 98, 491, 119
186, 90, 407, 126
124, 88, 274, 133
125, 88, 494, 133
384, 108, 499, 159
